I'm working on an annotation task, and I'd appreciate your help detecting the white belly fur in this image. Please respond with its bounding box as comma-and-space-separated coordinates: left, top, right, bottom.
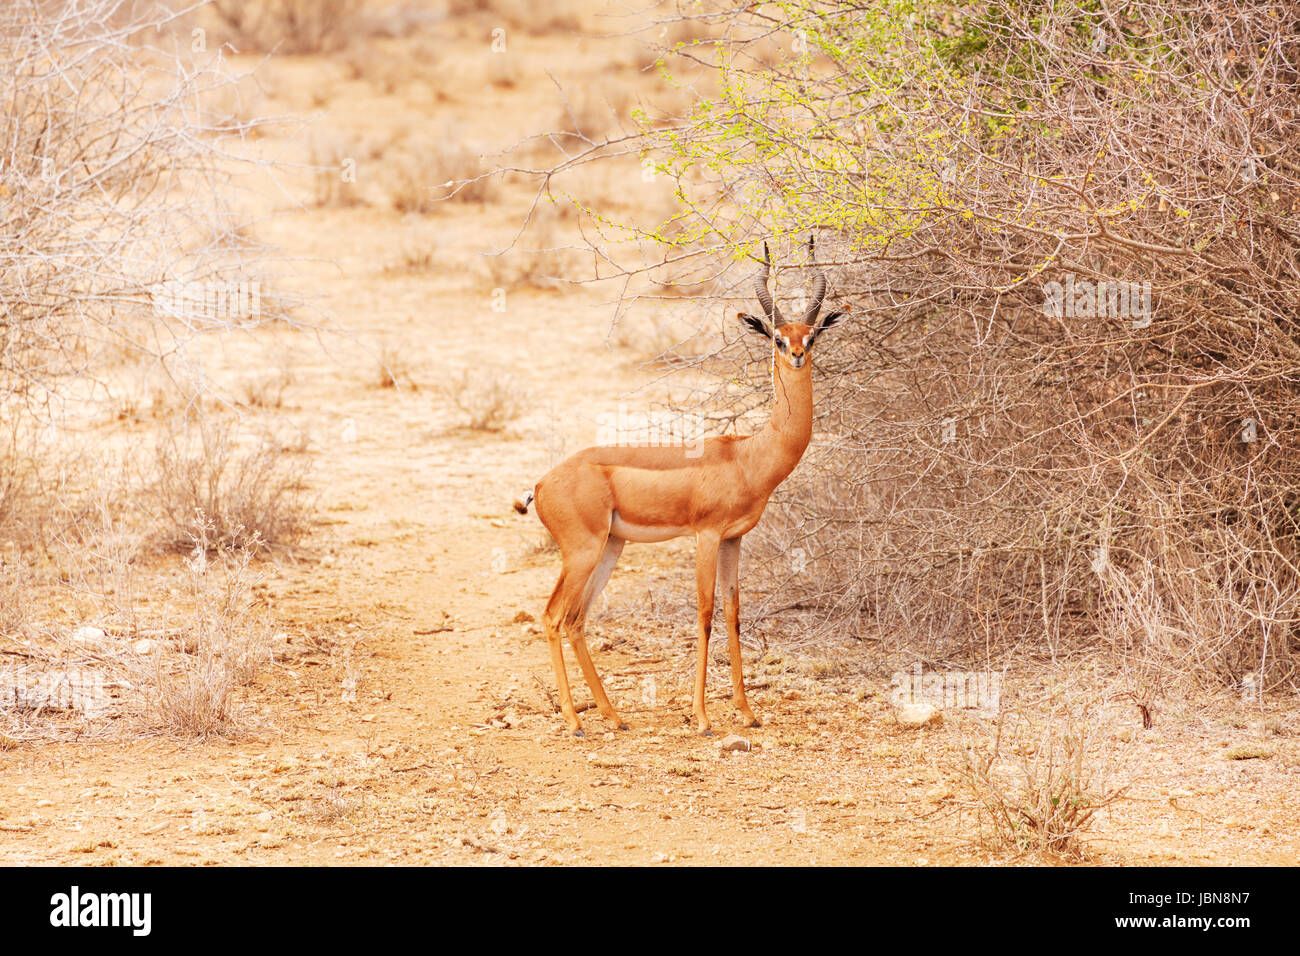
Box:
610, 512, 689, 543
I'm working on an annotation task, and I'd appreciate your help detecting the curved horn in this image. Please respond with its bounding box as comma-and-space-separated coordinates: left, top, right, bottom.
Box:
802, 234, 827, 326
754, 241, 786, 326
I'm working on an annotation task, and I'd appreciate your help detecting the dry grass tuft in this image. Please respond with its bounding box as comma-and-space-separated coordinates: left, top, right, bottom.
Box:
239, 366, 295, 409
390, 133, 498, 211
208, 0, 368, 55
956, 699, 1126, 857
136, 525, 273, 737
151, 418, 311, 554
442, 370, 525, 432
374, 345, 418, 389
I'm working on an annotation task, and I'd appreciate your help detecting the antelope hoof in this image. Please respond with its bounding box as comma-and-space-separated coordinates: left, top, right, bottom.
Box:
617, 722, 630, 731
571, 727, 585, 738
740, 714, 761, 728
698, 726, 714, 737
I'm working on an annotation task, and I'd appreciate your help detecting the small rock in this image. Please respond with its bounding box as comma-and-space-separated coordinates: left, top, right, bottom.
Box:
72, 626, 107, 646
718, 734, 751, 753
896, 703, 943, 729
132, 639, 157, 655
924, 784, 953, 804
511, 610, 536, 624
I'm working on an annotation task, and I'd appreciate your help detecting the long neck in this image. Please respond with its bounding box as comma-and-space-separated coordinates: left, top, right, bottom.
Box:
746, 354, 814, 493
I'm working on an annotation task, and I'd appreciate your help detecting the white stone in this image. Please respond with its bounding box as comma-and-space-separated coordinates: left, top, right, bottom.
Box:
896, 703, 943, 729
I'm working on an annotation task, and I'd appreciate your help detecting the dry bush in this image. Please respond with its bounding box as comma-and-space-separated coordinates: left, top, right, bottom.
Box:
340, 34, 445, 92
0, 424, 36, 545
446, 0, 580, 35
59, 487, 151, 636
143, 646, 234, 737
957, 699, 1127, 857
311, 135, 368, 208
485, 219, 582, 289
151, 417, 311, 553
0, 1, 273, 414
442, 370, 524, 431
136, 525, 272, 737
239, 365, 295, 409
374, 344, 417, 389
390, 131, 497, 212
551, 85, 636, 143
0, 555, 27, 635
382, 242, 437, 275
207, 0, 367, 55
106, 354, 205, 424
485, 52, 521, 90
544, 0, 1300, 693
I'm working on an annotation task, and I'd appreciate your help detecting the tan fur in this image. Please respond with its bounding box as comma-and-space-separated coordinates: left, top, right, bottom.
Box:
531, 320, 826, 736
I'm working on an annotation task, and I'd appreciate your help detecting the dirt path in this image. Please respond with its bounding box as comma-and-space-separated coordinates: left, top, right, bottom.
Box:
1, 8, 1296, 867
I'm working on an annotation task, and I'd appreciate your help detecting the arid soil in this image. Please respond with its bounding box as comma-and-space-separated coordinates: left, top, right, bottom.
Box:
1, 4, 1297, 866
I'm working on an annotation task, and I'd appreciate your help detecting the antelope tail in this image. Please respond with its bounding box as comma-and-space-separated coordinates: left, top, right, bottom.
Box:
512, 489, 535, 515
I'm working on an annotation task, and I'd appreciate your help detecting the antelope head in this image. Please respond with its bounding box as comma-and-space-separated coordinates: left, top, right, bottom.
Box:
738, 236, 848, 369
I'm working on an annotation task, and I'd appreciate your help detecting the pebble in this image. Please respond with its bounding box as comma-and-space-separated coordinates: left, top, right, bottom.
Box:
72, 626, 107, 645
896, 703, 943, 729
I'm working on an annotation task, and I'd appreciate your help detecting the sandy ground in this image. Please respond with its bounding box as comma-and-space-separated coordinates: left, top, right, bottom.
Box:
1, 4, 1297, 866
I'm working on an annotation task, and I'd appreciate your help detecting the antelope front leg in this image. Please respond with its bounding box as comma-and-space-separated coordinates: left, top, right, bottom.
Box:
718, 537, 759, 728
693, 532, 721, 735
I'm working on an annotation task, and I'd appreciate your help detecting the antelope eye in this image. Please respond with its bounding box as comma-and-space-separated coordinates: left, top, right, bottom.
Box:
776, 338, 789, 351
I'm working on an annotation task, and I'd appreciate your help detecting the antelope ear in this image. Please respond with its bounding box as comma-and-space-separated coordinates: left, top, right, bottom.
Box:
738, 312, 773, 339
819, 309, 847, 330
808, 308, 848, 347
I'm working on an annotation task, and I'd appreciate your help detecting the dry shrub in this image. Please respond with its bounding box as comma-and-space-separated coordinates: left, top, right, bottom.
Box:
0, 1, 271, 412
151, 418, 311, 553
136, 525, 272, 737
957, 699, 1127, 857
144, 647, 234, 737
390, 131, 497, 212
551, 85, 635, 143
486, 53, 521, 90
311, 135, 367, 208
0, 424, 36, 545
340, 35, 444, 92
608, 307, 713, 364
374, 344, 418, 389
0, 555, 27, 635
239, 365, 295, 409
383, 243, 437, 275
107, 354, 205, 424
442, 370, 524, 431
446, 0, 580, 35
556, 0, 1300, 694
485, 217, 582, 289
207, 0, 367, 55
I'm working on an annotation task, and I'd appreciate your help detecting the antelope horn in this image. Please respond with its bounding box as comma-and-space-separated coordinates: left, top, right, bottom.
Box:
802, 234, 827, 326
755, 241, 786, 326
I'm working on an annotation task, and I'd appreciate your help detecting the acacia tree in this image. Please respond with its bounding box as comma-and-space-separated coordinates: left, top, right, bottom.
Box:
521, 0, 1300, 693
